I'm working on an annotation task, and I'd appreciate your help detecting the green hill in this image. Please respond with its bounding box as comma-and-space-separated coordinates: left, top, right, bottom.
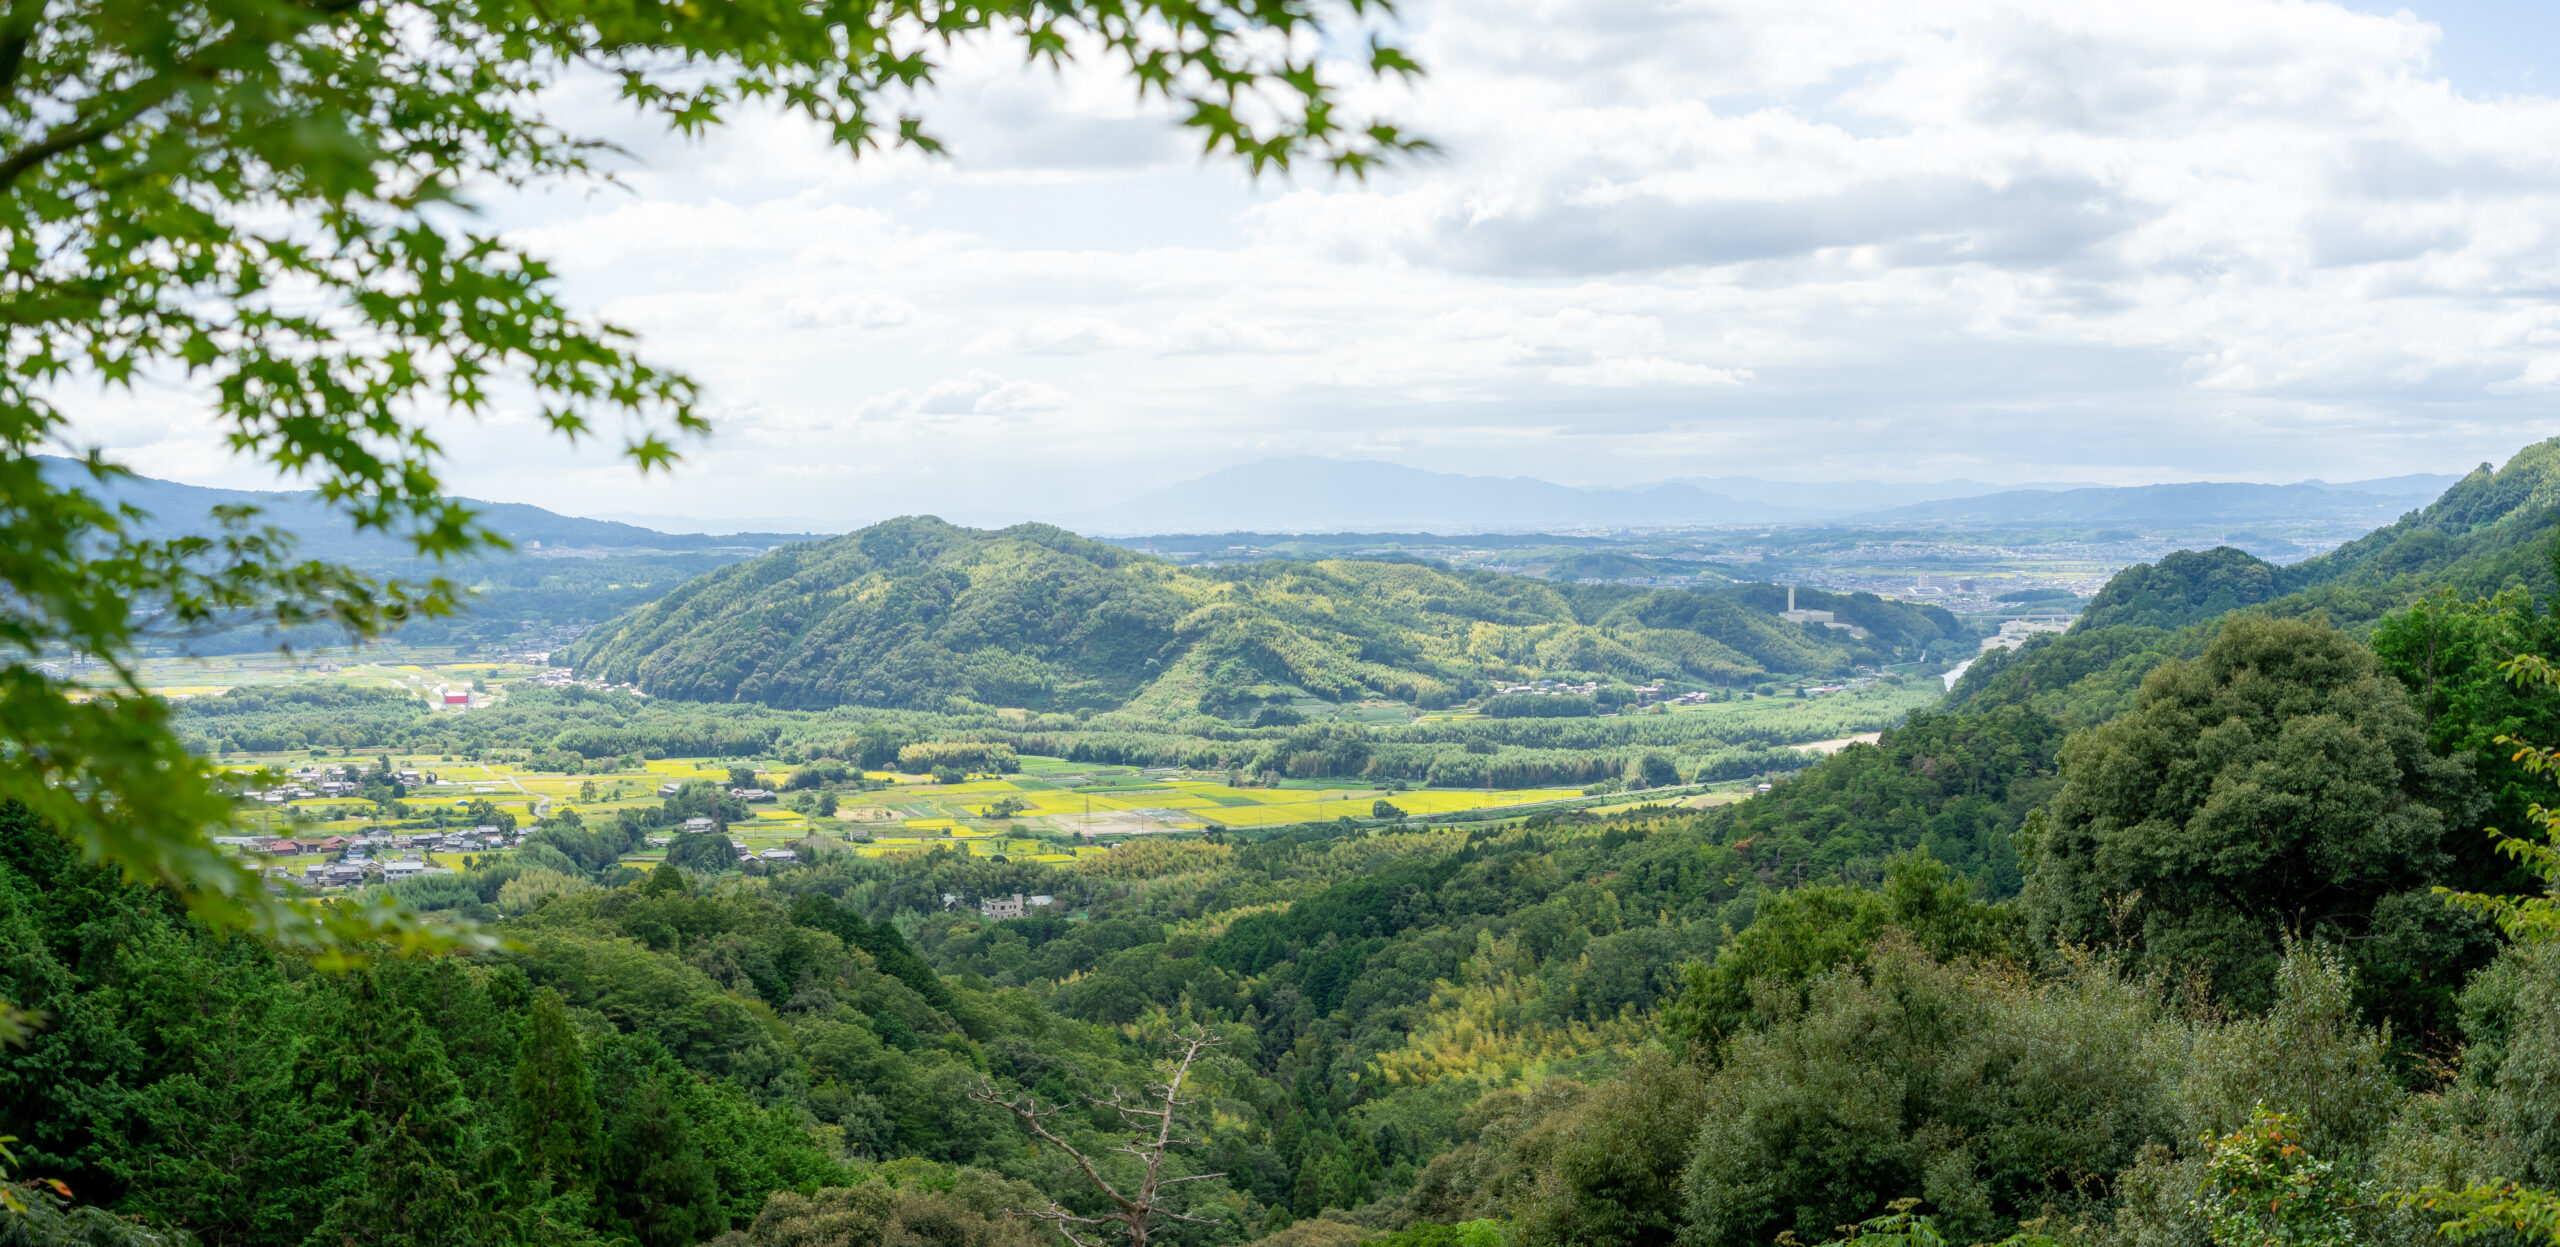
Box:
564, 516, 1966, 718
2071, 546, 2278, 633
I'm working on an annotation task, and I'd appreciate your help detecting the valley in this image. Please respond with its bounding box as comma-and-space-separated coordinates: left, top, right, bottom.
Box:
18, 11, 2560, 1247
13, 439, 2560, 1247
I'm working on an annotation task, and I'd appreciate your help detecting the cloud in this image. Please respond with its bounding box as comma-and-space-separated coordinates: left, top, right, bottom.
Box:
783, 293, 918, 330
860, 372, 1072, 420
1546, 359, 1753, 387
973, 317, 1155, 354
123, 0, 2560, 528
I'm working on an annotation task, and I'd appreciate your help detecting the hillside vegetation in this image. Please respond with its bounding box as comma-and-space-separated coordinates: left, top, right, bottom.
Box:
2272, 436, 2560, 621
565, 519, 1964, 719
2071, 545, 2277, 632
1953, 438, 2560, 725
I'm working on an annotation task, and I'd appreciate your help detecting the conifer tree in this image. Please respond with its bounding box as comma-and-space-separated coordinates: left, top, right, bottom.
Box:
600, 1054, 724, 1247
511, 987, 601, 1194
299, 971, 500, 1247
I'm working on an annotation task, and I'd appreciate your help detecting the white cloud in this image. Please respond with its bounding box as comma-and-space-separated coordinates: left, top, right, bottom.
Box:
859, 372, 1072, 420
973, 379, 1074, 413
973, 317, 1156, 354
77, 0, 2560, 528
783, 293, 918, 330
1547, 359, 1753, 388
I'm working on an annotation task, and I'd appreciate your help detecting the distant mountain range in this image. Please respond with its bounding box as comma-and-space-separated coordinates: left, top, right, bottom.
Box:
1064, 457, 2463, 535
42, 458, 821, 562
1846, 481, 2439, 528
50, 455, 2474, 550
1064, 457, 1831, 533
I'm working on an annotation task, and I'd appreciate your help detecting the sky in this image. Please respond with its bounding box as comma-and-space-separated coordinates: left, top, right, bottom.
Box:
85, 0, 2560, 529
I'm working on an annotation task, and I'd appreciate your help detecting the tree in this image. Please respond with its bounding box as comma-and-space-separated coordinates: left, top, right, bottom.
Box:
2437, 650, 2560, 946
1678, 939, 2184, 1247
2373, 581, 2560, 892
662, 832, 735, 875
511, 987, 602, 1194
298, 970, 499, 1246
0, 0, 1424, 966
2020, 615, 2486, 1023
600, 1056, 724, 1247
970, 1027, 1227, 1247
1510, 1046, 1707, 1247
1663, 851, 2019, 1060
2191, 1107, 2366, 1247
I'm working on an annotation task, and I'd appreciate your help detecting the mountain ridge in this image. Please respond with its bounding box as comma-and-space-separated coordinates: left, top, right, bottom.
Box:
41, 457, 822, 561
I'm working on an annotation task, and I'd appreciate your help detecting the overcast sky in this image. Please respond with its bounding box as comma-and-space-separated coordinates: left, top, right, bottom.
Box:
90, 0, 2560, 528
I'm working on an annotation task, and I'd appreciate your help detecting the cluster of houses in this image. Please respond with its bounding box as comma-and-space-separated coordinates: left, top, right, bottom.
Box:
253, 765, 439, 804
217, 825, 521, 867
271, 855, 454, 889
235, 826, 526, 890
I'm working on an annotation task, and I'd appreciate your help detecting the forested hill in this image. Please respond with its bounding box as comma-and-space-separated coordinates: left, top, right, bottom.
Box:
2269, 436, 2560, 618
564, 517, 1966, 717
2071, 546, 2278, 633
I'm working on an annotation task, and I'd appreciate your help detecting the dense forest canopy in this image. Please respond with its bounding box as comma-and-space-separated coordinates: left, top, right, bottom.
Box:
563, 518, 1968, 719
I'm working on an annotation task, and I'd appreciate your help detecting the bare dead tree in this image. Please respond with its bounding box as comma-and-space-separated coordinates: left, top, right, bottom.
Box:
970, 1026, 1228, 1247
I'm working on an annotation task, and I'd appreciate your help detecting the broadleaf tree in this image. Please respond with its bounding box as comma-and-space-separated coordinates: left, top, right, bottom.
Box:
0, 0, 1424, 962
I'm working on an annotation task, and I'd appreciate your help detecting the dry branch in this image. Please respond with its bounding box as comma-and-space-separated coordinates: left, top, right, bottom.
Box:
971, 1026, 1229, 1247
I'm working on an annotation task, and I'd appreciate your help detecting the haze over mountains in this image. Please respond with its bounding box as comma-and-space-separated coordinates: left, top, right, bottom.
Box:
1853, 481, 2445, 528
79, 454, 2470, 551
1061, 456, 2464, 536
38, 458, 820, 562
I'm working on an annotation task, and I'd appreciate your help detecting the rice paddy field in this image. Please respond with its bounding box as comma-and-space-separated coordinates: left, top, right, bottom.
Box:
196, 655, 1930, 881
221, 744, 1595, 875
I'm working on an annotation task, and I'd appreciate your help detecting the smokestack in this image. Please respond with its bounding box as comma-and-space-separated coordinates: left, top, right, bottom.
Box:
1787, 584, 1796, 611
